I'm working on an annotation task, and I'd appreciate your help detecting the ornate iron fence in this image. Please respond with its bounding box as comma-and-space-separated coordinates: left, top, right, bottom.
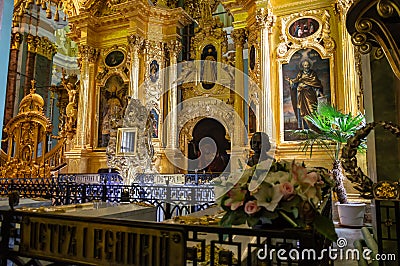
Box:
0, 208, 332, 266
0, 174, 215, 221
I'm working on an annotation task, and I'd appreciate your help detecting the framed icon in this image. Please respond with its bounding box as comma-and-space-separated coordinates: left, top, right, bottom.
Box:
149, 60, 159, 83
201, 44, 217, 90
289, 18, 319, 39
282, 48, 331, 141
105, 50, 125, 67
116, 128, 137, 156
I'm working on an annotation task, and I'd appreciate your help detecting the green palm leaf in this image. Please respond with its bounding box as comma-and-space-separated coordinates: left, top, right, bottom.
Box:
292, 103, 366, 160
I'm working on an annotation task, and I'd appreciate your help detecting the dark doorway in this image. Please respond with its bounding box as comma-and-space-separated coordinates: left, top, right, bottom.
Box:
188, 118, 230, 173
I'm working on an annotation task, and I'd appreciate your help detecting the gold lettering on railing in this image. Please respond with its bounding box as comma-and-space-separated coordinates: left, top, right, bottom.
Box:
20, 216, 184, 266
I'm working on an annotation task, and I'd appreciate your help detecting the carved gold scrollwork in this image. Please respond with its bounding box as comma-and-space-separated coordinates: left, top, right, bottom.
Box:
231, 28, 247, 48
347, 0, 400, 79
26, 34, 39, 54
128, 34, 145, 51
255, 8, 275, 31
335, 0, 355, 15
167, 40, 183, 57
356, 18, 373, 33
351, 32, 373, 54
377, 0, 399, 18
36, 36, 58, 60
373, 181, 399, 200
78, 44, 100, 63
11, 32, 23, 50
374, 47, 385, 59
277, 9, 335, 59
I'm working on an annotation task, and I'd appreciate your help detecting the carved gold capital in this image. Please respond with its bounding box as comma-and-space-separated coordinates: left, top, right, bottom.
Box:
127, 34, 144, 51
26, 34, 39, 54
256, 8, 275, 31
231, 28, 247, 48
78, 44, 100, 63
335, 0, 354, 15
11, 32, 23, 50
36, 37, 57, 60
167, 40, 182, 57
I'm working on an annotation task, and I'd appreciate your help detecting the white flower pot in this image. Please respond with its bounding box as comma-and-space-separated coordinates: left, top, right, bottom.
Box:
336, 202, 366, 226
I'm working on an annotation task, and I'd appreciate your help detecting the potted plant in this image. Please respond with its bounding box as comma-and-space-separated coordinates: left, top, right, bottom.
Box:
293, 103, 367, 226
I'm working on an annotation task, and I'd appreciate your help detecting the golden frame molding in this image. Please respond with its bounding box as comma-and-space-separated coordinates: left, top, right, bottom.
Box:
276, 9, 336, 145
103, 45, 128, 70
277, 9, 335, 59
94, 43, 130, 151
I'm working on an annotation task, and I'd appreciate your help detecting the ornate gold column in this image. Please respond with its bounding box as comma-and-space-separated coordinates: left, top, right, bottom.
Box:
230, 28, 248, 172
24, 34, 38, 96
256, 8, 275, 139
167, 40, 182, 150
76, 44, 99, 149
336, 0, 362, 113
231, 28, 247, 147
164, 40, 182, 173
128, 34, 144, 99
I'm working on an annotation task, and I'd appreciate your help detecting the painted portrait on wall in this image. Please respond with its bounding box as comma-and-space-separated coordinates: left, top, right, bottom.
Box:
289, 18, 319, 39
201, 44, 217, 90
282, 48, 331, 141
105, 50, 125, 67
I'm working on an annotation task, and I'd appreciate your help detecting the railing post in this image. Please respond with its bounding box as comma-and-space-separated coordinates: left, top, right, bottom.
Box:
82, 184, 87, 203
66, 183, 71, 205
102, 184, 107, 202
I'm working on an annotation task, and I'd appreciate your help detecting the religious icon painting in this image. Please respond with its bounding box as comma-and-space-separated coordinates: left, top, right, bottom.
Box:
282, 48, 331, 141
289, 18, 319, 39
149, 60, 159, 83
97, 75, 127, 148
201, 44, 217, 90
105, 50, 125, 67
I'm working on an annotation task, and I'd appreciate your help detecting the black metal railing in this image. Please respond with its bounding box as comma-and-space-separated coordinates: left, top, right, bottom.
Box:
0, 175, 215, 221
0, 208, 332, 266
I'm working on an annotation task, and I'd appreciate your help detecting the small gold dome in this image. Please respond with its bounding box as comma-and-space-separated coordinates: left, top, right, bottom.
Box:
19, 80, 45, 113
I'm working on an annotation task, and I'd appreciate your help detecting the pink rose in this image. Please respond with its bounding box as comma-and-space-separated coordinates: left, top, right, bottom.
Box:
291, 162, 307, 183
224, 184, 246, 210
279, 182, 295, 199
244, 200, 261, 215
304, 172, 320, 186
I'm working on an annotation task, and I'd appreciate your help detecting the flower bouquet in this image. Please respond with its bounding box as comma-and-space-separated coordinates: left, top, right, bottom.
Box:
215, 160, 338, 242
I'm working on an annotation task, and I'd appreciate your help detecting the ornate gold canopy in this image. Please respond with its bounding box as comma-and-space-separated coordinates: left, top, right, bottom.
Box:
0, 81, 66, 178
